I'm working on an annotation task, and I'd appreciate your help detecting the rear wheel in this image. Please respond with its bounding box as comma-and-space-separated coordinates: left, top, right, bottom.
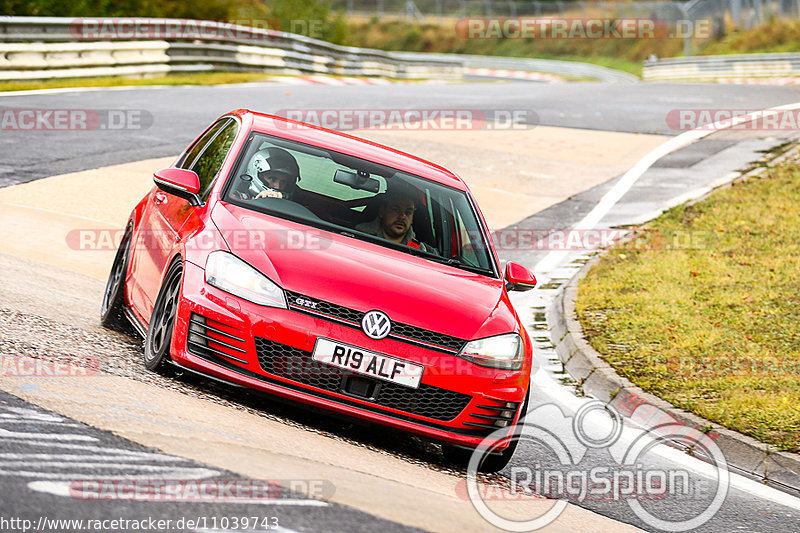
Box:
100, 223, 133, 332
144, 259, 183, 375
444, 386, 530, 473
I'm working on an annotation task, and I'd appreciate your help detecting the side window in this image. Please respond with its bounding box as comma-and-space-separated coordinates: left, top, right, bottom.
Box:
189, 120, 239, 200
179, 119, 228, 170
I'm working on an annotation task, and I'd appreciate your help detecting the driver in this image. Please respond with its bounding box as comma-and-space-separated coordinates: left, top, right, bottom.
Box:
247, 147, 301, 200
355, 185, 435, 253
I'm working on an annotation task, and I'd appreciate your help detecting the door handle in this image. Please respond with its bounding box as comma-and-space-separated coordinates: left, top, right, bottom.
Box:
154, 192, 168, 205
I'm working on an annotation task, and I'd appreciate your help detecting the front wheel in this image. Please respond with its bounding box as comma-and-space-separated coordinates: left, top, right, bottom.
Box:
444, 386, 530, 473
100, 222, 132, 333
143, 259, 183, 375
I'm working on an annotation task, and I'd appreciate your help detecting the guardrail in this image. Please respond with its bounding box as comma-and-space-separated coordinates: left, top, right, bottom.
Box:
0, 16, 463, 80
643, 52, 800, 82
0, 16, 643, 83
7, 16, 800, 86
415, 53, 639, 83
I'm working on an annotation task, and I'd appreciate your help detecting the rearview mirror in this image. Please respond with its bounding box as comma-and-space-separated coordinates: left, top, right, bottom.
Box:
505, 262, 537, 292
154, 168, 202, 206
334, 169, 380, 192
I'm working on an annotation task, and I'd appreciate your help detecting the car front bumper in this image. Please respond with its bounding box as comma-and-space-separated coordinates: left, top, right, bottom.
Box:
170, 261, 530, 449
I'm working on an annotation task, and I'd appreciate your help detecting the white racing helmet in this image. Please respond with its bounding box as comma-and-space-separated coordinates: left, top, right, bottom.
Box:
247, 147, 300, 186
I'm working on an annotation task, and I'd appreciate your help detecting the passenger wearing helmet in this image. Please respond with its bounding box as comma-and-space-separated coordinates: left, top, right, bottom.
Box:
247, 147, 301, 200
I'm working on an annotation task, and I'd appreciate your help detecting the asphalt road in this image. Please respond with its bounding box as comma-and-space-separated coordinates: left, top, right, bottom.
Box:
0, 389, 424, 533
2, 81, 800, 186
2, 79, 800, 532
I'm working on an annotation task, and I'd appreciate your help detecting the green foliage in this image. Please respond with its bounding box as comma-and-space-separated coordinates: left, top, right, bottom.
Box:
4, 2, 800, 66
0, 0, 349, 43
0, 0, 222, 17
703, 18, 800, 55
577, 162, 800, 452
0, 72, 276, 92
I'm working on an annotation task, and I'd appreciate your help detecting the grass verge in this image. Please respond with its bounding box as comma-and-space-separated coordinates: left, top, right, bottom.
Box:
0, 72, 279, 93
576, 157, 800, 452
344, 20, 651, 76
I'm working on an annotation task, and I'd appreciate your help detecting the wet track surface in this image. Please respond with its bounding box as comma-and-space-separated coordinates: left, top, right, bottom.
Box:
2, 81, 800, 186
2, 79, 800, 532
0, 388, 427, 533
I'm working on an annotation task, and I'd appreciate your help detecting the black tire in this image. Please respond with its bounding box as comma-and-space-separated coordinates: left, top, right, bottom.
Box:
444, 386, 531, 473
100, 223, 133, 332
143, 259, 183, 375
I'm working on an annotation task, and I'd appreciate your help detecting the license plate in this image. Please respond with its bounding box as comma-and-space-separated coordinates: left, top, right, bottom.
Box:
313, 338, 423, 389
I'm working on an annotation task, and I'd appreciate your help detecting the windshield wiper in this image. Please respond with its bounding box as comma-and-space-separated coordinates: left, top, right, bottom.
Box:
412, 250, 491, 275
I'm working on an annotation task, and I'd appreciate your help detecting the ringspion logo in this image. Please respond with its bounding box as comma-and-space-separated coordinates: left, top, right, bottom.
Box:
465, 401, 728, 531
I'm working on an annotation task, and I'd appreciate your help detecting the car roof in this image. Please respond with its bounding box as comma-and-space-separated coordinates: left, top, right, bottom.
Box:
229, 109, 469, 191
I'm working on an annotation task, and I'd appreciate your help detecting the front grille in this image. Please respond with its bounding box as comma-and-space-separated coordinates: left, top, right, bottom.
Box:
255, 337, 471, 422
284, 290, 466, 354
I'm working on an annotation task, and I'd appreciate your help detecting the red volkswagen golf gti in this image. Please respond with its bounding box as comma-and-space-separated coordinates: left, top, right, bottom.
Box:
101, 109, 537, 471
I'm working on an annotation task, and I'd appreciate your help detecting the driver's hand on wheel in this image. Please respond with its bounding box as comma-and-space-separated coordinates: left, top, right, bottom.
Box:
254, 189, 284, 199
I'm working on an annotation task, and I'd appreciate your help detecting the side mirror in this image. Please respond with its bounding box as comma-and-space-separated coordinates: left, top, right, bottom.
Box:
154, 168, 202, 206
505, 262, 537, 292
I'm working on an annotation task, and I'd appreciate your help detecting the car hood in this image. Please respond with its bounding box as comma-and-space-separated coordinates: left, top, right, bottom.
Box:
210, 202, 520, 340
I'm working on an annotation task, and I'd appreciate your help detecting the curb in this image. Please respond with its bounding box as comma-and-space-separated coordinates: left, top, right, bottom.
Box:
549, 165, 800, 497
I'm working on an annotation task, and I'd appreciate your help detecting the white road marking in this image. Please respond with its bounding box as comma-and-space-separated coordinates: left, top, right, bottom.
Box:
0, 461, 206, 470
509, 107, 800, 516
512, 274, 800, 513
534, 100, 800, 275
0, 405, 223, 498
29, 481, 329, 507
0, 428, 97, 441
0, 84, 179, 98
0, 453, 191, 461
0, 439, 191, 455
532, 364, 800, 512
2, 406, 64, 421
15, 467, 221, 480
0, 420, 85, 426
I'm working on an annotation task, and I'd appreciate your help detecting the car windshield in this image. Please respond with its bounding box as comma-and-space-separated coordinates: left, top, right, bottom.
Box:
223, 132, 496, 276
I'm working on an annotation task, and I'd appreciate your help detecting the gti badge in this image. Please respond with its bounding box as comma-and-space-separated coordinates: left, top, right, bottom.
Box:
295, 298, 318, 310
362, 310, 391, 340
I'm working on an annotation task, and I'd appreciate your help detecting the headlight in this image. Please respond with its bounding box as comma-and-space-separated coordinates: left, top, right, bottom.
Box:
205, 251, 286, 308
458, 333, 524, 370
